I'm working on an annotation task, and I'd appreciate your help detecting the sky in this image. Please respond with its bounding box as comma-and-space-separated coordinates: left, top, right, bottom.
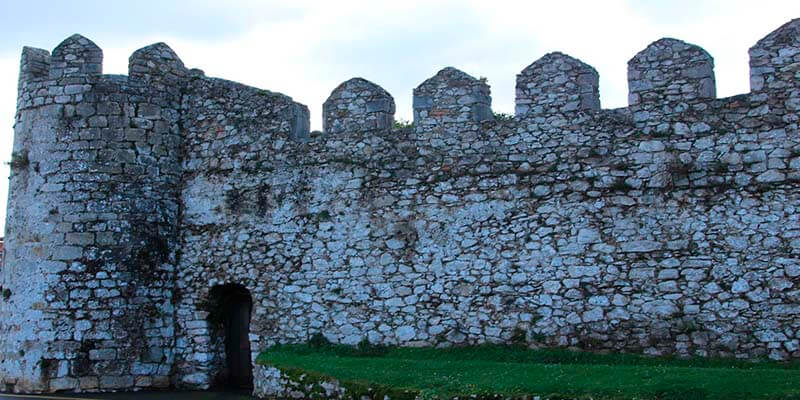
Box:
0, 0, 798, 235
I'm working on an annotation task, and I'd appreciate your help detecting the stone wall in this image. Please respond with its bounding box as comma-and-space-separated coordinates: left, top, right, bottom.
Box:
1, 18, 799, 394
412, 67, 493, 133
323, 78, 395, 134
175, 71, 309, 387
1, 36, 186, 392
516, 52, 600, 116
251, 364, 576, 399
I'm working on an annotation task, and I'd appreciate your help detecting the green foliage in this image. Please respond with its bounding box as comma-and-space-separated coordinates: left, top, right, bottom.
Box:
257, 343, 800, 400
493, 112, 514, 123
8, 150, 29, 170
355, 337, 390, 357
510, 327, 528, 346
312, 209, 331, 222
308, 332, 331, 349
278, 365, 419, 400
529, 332, 548, 343
2, 288, 11, 300
393, 118, 413, 130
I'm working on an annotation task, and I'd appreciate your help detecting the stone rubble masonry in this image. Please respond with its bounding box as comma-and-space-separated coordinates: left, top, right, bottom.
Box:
323, 78, 395, 134
628, 38, 716, 108
516, 52, 601, 117
252, 364, 579, 399
750, 18, 800, 95
413, 66, 494, 133
1, 17, 799, 394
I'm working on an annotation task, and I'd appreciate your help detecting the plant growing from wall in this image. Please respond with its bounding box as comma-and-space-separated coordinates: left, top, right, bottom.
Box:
510, 327, 529, 347
308, 332, 331, 348
392, 118, 413, 130
493, 112, 514, 123
7, 150, 29, 171
609, 178, 634, 191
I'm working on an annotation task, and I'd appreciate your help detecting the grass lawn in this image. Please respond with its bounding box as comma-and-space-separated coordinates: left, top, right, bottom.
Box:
256, 343, 800, 400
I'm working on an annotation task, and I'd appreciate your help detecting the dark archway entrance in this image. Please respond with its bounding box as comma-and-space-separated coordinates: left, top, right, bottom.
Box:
208, 283, 253, 390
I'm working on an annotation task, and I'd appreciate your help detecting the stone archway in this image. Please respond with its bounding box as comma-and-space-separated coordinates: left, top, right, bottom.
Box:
208, 283, 253, 389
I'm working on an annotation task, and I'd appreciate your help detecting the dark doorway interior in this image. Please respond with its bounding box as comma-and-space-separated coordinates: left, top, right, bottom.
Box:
209, 283, 253, 390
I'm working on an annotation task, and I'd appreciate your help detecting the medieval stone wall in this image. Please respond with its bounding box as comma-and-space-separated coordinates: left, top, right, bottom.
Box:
0, 36, 186, 392
175, 71, 309, 386
1, 18, 799, 394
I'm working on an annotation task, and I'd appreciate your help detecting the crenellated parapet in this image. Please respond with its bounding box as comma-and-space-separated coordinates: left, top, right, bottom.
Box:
323, 78, 395, 134
627, 38, 716, 108
50, 34, 103, 79
129, 43, 188, 100
516, 52, 600, 117
749, 18, 800, 102
16, 35, 102, 111
18, 47, 50, 85
4, 17, 800, 396
413, 67, 493, 133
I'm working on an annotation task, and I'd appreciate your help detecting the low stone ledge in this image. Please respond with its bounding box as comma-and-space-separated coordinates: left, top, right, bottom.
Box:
252, 364, 580, 400
253, 364, 349, 399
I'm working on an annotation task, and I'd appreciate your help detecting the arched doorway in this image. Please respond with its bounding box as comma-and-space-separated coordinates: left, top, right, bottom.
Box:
208, 283, 253, 389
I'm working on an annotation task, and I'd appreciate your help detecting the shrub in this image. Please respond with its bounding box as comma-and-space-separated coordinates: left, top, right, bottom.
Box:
393, 118, 413, 130
8, 151, 29, 170
308, 332, 331, 348
493, 112, 514, 123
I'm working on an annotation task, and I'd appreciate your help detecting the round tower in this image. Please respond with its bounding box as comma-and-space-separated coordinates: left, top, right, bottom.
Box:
0, 35, 186, 393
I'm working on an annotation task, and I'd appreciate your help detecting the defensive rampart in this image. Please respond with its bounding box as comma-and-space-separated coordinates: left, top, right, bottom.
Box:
0, 18, 798, 393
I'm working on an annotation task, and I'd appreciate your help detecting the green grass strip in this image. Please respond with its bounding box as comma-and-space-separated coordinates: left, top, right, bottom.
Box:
257, 344, 800, 400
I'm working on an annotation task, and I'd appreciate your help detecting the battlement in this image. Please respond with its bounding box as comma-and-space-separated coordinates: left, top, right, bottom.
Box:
412, 67, 494, 133
627, 38, 716, 107
323, 78, 395, 134
750, 18, 800, 96
516, 52, 600, 116
2, 18, 800, 395
14, 19, 800, 139
51, 34, 103, 78
128, 42, 188, 101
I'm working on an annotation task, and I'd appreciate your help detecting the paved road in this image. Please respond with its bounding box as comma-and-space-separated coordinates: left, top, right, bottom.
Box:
0, 392, 254, 400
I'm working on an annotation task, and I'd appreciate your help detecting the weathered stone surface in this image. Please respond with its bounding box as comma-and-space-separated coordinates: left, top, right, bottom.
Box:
413, 66, 493, 133
749, 18, 800, 93
516, 52, 600, 116
323, 77, 395, 134
628, 38, 715, 106
3, 20, 800, 396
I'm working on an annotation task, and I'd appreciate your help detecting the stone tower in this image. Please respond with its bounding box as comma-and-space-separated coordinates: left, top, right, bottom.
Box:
1, 18, 799, 395
0, 35, 186, 392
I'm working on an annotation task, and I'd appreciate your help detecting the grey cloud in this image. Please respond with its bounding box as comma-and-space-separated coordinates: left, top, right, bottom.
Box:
0, 1, 303, 52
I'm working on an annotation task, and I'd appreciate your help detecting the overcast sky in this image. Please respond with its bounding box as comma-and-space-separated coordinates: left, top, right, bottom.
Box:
0, 0, 798, 235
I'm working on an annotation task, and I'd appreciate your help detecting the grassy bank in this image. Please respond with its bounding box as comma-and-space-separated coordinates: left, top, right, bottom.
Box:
256, 342, 800, 400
